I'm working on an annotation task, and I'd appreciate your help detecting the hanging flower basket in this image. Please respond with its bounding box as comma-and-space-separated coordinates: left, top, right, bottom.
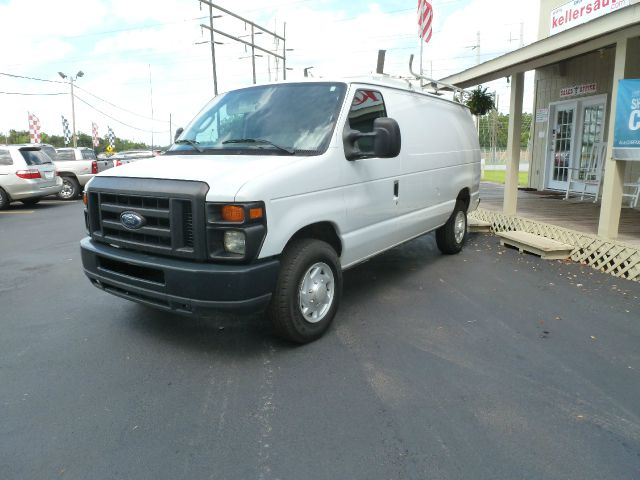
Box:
465, 86, 495, 116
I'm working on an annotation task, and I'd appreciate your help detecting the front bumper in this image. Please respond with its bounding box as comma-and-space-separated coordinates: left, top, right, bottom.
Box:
80, 237, 280, 314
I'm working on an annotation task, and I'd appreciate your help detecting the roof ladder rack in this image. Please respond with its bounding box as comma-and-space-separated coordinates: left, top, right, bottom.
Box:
408, 54, 468, 101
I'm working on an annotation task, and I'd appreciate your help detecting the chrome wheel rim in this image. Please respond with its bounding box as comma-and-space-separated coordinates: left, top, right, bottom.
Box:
59, 180, 74, 199
454, 211, 466, 244
299, 262, 335, 323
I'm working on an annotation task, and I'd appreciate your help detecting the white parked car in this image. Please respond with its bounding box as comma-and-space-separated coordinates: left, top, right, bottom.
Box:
0, 145, 62, 209
81, 78, 480, 343
55, 147, 113, 200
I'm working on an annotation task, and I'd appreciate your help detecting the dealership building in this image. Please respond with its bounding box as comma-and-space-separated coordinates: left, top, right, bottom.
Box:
442, 0, 640, 241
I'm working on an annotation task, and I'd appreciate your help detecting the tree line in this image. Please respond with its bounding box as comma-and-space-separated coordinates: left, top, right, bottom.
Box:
2, 130, 151, 152
478, 113, 532, 150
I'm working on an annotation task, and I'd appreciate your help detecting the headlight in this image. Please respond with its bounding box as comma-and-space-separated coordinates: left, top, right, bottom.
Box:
223, 230, 246, 255
206, 202, 266, 262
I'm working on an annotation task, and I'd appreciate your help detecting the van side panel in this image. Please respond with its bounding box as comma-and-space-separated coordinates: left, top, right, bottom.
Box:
238, 83, 480, 268
383, 88, 480, 240
236, 151, 348, 261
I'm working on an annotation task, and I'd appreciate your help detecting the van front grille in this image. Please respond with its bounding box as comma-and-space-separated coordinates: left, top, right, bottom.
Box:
86, 178, 208, 260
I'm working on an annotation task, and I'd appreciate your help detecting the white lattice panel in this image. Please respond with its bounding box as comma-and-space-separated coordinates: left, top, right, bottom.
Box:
470, 208, 640, 282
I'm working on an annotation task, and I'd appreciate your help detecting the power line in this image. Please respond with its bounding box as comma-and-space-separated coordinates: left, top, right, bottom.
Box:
63, 15, 209, 39
74, 85, 169, 123
0, 91, 66, 96
1, 70, 169, 124
0, 72, 64, 84
74, 94, 169, 134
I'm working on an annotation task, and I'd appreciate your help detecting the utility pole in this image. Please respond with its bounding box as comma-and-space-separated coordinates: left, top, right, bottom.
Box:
169, 114, 172, 145
466, 33, 481, 67
519, 22, 524, 48
149, 64, 154, 150
283, 22, 287, 80
208, 1, 218, 95
199, 1, 287, 85
251, 24, 256, 84
58, 70, 84, 148
509, 22, 525, 49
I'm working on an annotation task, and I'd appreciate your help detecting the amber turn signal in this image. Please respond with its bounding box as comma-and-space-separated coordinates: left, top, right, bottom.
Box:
83, 192, 88, 206
221, 205, 245, 222
249, 207, 263, 220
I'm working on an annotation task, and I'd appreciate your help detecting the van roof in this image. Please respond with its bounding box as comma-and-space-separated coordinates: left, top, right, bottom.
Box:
224, 76, 468, 109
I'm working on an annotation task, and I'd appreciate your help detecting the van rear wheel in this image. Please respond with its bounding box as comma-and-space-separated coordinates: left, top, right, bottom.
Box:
436, 202, 467, 254
268, 239, 342, 344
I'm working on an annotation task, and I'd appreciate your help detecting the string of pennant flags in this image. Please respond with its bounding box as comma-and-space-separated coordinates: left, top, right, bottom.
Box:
26, 112, 115, 149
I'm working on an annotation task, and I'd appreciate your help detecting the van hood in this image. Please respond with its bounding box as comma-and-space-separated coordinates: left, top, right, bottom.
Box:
98, 154, 303, 200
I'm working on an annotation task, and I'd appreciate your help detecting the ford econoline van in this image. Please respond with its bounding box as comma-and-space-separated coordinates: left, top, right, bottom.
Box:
80, 78, 480, 343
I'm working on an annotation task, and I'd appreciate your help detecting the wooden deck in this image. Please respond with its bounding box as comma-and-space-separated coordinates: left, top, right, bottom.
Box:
479, 182, 640, 248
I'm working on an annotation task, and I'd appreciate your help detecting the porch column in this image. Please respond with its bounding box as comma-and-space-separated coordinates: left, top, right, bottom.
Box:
597, 38, 629, 239
503, 71, 524, 215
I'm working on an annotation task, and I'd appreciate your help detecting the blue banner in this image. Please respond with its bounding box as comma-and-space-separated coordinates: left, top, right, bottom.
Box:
613, 79, 640, 161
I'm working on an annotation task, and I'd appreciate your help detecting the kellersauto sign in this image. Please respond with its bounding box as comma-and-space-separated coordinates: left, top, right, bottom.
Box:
550, 0, 630, 36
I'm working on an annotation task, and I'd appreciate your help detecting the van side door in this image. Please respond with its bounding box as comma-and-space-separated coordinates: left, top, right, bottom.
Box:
340, 87, 402, 267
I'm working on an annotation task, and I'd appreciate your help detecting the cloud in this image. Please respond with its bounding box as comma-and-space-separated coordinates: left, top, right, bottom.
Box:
0, 0, 541, 144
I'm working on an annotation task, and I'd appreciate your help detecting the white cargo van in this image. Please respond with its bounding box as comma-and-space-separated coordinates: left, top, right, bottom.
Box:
81, 78, 480, 343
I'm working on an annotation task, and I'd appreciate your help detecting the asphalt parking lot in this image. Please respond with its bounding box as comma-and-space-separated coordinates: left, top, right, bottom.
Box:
1, 200, 639, 480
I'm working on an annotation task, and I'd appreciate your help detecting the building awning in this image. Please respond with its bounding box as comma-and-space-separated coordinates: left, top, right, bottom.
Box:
440, 3, 640, 89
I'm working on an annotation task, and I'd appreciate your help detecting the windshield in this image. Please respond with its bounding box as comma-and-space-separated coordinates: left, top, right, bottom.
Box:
169, 82, 347, 156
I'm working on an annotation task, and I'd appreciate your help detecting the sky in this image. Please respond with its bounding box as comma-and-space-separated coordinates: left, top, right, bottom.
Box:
0, 0, 540, 146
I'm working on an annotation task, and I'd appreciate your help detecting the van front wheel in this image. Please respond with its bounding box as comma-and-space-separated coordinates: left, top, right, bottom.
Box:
436, 202, 467, 254
268, 239, 342, 344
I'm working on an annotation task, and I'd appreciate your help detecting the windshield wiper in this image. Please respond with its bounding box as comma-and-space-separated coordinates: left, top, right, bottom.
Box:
222, 138, 295, 155
174, 138, 204, 153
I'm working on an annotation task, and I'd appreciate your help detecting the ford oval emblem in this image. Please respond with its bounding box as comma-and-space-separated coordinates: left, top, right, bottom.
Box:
120, 211, 146, 230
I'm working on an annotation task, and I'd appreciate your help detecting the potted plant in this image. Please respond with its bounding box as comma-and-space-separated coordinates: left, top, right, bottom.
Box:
465, 86, 495, 116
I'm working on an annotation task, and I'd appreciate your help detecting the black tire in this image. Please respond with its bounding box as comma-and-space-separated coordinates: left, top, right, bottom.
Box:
268, 239, 342, 344
0, 188, 9, 210
436, 201, 468, 255
58, 176, 80, 200
21, 198, 41, 206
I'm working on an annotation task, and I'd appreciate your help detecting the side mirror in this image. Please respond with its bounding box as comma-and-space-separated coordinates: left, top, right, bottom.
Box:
372, 117, 401, 158
343, 117, 401, 161
174, 127, 184, 142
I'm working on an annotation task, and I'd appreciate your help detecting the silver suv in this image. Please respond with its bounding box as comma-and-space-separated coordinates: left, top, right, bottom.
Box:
0, 145, 62, 209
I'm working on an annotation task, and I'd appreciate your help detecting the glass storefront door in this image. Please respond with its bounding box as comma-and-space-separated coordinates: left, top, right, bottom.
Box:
546, 95, 607, 191
547, 104, 576, 190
